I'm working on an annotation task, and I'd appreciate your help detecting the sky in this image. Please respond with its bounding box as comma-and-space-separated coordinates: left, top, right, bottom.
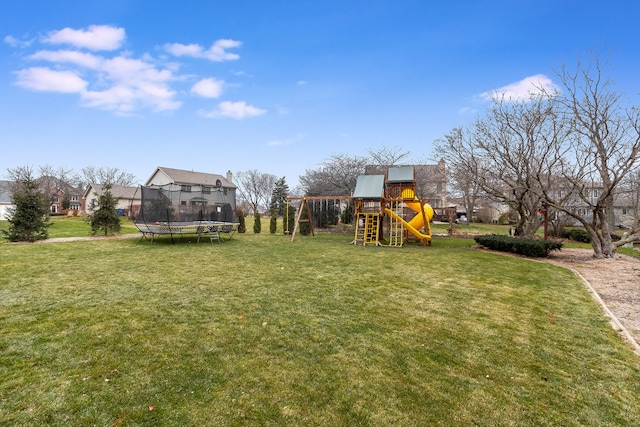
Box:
2, 0, 640, 189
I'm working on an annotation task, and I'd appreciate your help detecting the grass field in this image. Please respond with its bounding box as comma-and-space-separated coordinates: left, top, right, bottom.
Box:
1, 229, 639, 426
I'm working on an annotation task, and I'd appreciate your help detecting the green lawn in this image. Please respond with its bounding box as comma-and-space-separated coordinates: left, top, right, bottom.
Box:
1, 232, 639, 426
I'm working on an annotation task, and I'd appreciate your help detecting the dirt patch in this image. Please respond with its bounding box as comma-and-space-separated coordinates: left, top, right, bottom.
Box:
544, 248, 640, 349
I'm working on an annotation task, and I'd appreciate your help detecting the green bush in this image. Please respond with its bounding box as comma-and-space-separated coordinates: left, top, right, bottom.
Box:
561, 228, 591, 243
474, 235, 563, 257
237, 210, 246, 233
299, 206, 311, 235
284, 204, 296, 235
270, 215, 277, 234
253, 212, 262, 234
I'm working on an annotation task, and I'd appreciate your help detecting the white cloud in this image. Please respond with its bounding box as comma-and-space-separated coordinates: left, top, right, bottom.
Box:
42, 25, 125, 51
14, 67, 87, 93
4, 35, 32, 48
164, 39, 241, 61
296, 80, 308, 86
191, 78, 224, 98
266, 134, 304, 146
199, 101, 266, 119
479, 74, 560, 102
24, 46, 180, 114
29, 49, 103, 69
12, 25, 249, 116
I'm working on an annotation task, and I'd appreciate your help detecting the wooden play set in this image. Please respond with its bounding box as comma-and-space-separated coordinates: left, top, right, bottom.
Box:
287, 166, 433, 247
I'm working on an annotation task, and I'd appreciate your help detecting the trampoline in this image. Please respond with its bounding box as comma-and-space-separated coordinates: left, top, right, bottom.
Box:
132, 183, 239, 244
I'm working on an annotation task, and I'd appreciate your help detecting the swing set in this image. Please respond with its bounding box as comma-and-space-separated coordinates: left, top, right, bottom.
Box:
285, 196, 352, 241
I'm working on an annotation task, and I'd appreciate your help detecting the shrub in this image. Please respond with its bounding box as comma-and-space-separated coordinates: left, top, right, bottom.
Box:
270, 215, 277, 234
284, 205, 296, 234
561, 228, 591, 243
474, 234, 563, 257
237, 210, 246, 233
253, 212, 262, 234
299, 206, 311, 235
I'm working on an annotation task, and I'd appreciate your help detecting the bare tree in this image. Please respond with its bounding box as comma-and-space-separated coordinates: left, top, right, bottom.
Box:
235, 170, 277, 213
472, 93, 569, 237
298, 153, 367, 196
540, 55, 640, 258
432, 127, 483, 223
75, 166, 137, 190
367, 145, 411, 166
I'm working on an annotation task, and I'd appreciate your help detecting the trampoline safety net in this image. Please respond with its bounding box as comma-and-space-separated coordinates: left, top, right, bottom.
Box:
135, 184, 236, 225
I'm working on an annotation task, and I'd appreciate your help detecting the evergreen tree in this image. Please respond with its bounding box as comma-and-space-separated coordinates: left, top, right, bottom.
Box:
3, 171, 51, 242
269, 177, 289, 217
284, 204, 296, 234
270, 214, 277, 234
89, 184, 121, 236
253, 211, 262, 233
299, 205, 311, 235
237, 210, 246, 233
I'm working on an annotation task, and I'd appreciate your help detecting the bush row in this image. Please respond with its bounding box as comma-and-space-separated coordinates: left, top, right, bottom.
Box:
474, 235, 563, 257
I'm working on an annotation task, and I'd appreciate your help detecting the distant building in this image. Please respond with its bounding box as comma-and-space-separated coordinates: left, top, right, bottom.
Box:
0, 180, 14, 220
83, 184, 140, 216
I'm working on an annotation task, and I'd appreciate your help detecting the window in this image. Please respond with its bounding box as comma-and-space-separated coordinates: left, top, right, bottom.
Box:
71, 195, 78, 201
52, 194, 59, 203
181, 201, 187, 206
181, 185, 192, 193
202, 186, 211, 194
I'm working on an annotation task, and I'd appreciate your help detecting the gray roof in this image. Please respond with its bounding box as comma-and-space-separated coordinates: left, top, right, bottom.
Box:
0, 180, 13, 203
353, 175, 385, 199
387, 166, 415, 183
84, 184, 140, 200
152, 166, 237, 189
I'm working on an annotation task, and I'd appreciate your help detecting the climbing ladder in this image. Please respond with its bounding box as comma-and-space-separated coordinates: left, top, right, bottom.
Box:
388, 201, 404, 247
352, 212, 381, 246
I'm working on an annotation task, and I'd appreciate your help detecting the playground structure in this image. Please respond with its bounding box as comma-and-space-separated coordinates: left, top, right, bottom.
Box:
287, 166, 434, 247
352, 166, 433, 247
132, 183, 239, 244
286, 196, 352, 241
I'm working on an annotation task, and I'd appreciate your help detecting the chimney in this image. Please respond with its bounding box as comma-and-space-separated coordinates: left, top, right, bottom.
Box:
226, 170, 233, 183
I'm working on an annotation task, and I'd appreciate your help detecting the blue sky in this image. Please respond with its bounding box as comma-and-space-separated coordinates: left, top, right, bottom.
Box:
2, 1, 639, 189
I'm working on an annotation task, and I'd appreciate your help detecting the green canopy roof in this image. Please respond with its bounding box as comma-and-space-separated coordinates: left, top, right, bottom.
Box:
387, 166, 414, 183
353, 175, 385, 199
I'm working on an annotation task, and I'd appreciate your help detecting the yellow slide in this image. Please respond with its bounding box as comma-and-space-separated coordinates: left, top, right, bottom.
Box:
384, 202, 434, 243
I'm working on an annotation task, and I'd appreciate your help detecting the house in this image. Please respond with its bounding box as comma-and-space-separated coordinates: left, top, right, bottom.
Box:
141, 166, 237, 222
83, 184, 140, 216
36, 176, 85, 214
0, 180, 14, 221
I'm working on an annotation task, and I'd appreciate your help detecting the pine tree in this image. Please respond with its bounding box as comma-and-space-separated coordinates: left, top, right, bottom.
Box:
3, 172, 50, 242
89, 184, 121, 236
269, 177, 289, 217
270, 215, 277, 233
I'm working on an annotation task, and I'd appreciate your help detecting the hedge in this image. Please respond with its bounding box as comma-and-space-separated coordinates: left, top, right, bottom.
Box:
561, 228, 591, 243
474, 235, 563, 257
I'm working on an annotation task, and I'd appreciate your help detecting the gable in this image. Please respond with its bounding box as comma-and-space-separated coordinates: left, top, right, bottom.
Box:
146, 167, 236, 188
